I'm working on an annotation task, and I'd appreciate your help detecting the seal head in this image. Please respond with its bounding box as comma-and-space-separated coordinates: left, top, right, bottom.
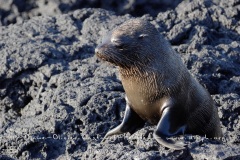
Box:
95, 19, 161, 68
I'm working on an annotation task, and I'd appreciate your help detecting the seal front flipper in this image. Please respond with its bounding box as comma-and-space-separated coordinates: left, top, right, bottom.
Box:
154, 107, 187, 150
102, 103, 145, 142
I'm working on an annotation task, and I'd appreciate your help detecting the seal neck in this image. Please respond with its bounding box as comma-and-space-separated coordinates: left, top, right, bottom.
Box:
119, 64, 160, 80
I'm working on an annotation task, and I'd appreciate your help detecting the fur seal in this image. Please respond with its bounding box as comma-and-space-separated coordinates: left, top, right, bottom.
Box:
95, 18, 223, 150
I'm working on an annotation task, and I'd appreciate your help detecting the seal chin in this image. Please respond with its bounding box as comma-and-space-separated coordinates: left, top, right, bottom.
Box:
95, 52, 107, 61
97, 54, 113, 64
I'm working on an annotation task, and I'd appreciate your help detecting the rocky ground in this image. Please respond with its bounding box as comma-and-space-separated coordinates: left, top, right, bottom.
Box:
0, 0, 182, 26
0, 0, 239, 159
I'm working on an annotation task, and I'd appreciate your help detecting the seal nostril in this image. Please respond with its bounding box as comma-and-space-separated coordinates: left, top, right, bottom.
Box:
95, 43, 107, 54
95, 47, 100, 54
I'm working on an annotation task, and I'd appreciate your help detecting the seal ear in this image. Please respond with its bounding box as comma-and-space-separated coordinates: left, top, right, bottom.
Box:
138, 34, 148, 39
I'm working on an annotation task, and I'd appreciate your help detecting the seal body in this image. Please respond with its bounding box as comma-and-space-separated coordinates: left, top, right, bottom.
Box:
95, 18, 222, 150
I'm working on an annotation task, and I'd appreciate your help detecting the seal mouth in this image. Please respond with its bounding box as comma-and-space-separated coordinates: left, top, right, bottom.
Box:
95, 49, 116, 64
95, 44, 122, 65
97, 53, 120, 66
95, 43, 138, 68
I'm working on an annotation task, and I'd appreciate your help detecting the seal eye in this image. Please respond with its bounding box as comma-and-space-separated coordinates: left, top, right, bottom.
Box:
113, 40, 124, 50
112, 38, 126, 50
115, 43, 124, 50
138, 34, 148, 39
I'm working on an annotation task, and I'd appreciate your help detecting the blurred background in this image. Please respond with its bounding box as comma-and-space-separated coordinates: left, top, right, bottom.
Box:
0, 0, 182, 26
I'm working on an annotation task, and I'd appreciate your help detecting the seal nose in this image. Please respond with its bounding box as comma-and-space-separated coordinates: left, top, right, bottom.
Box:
95, 46, 100, 55
95, 44, 105, 55
95, 43, 107, 56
